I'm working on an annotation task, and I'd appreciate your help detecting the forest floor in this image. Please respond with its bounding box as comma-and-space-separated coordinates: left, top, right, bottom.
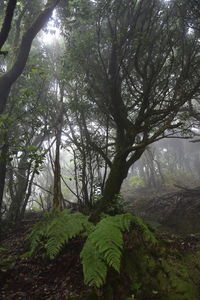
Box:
0, 214, 200, 300
0, 215, 91, 299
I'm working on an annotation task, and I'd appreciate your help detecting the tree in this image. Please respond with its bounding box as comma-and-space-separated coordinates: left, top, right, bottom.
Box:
63, 94, 110, 209
0, 0, 17, 52
4, 61, 54, 222
0, 0, 61, 233
0, 0, 60, 114
64, 0, 200, 215
52, 85, 65, 209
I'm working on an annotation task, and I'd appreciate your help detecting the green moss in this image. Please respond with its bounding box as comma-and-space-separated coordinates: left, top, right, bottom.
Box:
85, 218, 200, 300
182, 251, 200, 285
0, 254, 17, 272
159, 258, 198, 300
123, 232, 200, 300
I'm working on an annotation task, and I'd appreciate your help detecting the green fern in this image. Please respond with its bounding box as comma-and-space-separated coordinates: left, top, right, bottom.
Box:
28, 210, 55, 256
81, 241, 108, 288
28, 210, 156, 289
80, 213, 133, 287
28, 209, 94, 258
131, 216, 157, 244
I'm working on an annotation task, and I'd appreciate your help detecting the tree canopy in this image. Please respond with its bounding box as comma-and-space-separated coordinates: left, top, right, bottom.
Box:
1, 0, 200, 220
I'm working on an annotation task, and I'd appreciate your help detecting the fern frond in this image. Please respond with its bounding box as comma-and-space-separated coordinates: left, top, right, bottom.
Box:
111, 213, 133, 231
80, 241, 107, 287
46, 211, 94, 259
28, 209, 94, 259
131, 216, 157, 245
81, 213, 133, 287
28, 210, 56, 255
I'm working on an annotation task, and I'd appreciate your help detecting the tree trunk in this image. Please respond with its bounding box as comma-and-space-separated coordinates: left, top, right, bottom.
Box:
7, 155, 30, 223
20, 168, 36, 219
0, 139, 8, 240
93, 155, 129, 218
0, 0, 17, 50
53, 91, 64, 209
53, 132, 63, 209
90, 148, 145, 222
0, 0, 60, 114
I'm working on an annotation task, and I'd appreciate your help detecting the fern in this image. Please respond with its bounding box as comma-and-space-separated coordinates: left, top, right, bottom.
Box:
80, 213, 133, 287
28, 210, 55, 256
81, 241, 108, 288
28, 209, 94, 258
28, 210, 156, 289
131, 216, 157, 244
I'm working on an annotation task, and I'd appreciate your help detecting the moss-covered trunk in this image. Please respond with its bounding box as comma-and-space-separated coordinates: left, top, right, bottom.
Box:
7, 154, 29, 223
93, 155, 129, 217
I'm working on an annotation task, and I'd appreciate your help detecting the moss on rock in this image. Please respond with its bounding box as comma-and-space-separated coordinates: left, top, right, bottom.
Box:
123, 230, 200, 300
86, 217, 200, 300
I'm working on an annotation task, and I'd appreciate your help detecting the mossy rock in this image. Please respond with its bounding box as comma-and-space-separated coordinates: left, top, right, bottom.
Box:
85, 218, 200, 300
158, 258, 198, 300
123, 238, 200, 300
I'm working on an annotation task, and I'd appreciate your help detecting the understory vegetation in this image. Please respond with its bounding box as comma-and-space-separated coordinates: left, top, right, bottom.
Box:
1, 210, 200, 299
24, 210, 200, 299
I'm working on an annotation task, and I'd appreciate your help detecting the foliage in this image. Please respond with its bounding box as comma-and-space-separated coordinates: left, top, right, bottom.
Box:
164, 170, 197, 188
63, 0, 200, 210
0, 247, 8, 254
80, 213, 133, 287
128, 176, 144, 188
28, 210, 157, 289
94, 193, 128, 215
130, 216, 157, 245
107, 194, 128, 214
0, 248, 16, 272
0, 256, 16, 272
28, 209, 94, 258
0, 113, 13, 145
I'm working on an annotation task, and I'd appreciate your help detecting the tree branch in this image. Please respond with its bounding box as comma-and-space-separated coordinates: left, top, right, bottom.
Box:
0, 0, 17, 50
0, 0, 61, 114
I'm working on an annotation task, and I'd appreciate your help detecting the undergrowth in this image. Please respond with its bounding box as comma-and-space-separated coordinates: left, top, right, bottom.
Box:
28, 209, 93, 258
27, 209, 156, 288
81, 213, 133, 287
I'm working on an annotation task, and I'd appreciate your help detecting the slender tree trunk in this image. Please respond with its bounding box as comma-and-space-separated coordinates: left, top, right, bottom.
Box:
53, 86, 64, 209
20, 168, 36, 219
53, 130, 63, 209
0, 139, 8, 240
0, 141, 8, 209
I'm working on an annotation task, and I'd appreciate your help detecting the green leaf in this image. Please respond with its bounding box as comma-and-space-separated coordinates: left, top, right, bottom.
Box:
28, 209, 93, 259
81, 214, 133, 287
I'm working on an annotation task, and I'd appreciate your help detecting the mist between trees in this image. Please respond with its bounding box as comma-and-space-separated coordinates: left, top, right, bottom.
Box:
0, 0, 200, 225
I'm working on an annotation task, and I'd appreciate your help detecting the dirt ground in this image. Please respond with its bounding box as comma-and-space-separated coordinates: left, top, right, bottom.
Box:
0, 218, 92, 300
